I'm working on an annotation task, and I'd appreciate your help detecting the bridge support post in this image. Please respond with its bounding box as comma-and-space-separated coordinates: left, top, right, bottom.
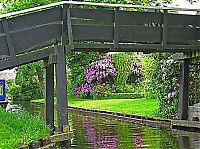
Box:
55, 45, 68, 133
44, 60, 54, 135
178, 59, 189, 120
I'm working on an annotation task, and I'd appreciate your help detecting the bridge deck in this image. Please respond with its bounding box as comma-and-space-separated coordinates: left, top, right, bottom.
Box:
0, 1, 200, 70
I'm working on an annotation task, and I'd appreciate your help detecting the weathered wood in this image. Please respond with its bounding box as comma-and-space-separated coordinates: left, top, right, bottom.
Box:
178, 59, 189, 120
11, 23, 61, 53
44, 59, 55, 135
119, 26, 161, 43
162, 10, 168, 49
7, 7, 62, 31
113, 8, 119, 49
119, 11, 162, 25
73, 43, 162, 52
168, 13, 199, 27
179, 136, 191, 149
166, 44, 200, 50
0, 47, 54, 71
2, 18, 17, 64
66, 6, 74, 50
72, 25, 113, 42
61, 5, 67, 45
0, 1, 199, 22
55, 45, 68, 133
0, 20, 4, 34
71, 8, 114, 25
168, 27, 199, 43
0, 36, 10, 56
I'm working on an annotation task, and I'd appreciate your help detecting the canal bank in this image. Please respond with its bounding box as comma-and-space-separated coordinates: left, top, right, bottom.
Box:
31, 99, 200, 131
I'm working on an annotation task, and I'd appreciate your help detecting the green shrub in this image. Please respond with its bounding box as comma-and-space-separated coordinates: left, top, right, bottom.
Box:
92, 84, 111, 99
114, 84, 134, 93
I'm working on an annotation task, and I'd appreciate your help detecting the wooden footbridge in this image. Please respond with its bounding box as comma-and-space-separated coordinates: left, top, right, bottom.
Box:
0, 1, 199, 133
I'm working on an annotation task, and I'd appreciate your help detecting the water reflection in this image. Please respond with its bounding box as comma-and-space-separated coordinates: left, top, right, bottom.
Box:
16, 102, 200, 149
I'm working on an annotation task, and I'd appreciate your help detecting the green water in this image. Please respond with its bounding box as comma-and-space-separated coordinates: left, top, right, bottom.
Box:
17, 101, 200, 149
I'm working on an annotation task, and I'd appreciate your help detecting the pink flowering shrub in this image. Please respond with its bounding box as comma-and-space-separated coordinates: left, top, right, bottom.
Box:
75, 55, 117, 98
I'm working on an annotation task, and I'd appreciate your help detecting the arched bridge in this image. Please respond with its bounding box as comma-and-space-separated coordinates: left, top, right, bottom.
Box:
0, 1, 199, 133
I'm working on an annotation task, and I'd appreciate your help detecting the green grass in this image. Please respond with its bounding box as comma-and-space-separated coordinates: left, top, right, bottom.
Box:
34, 96, 159, 117
0, 108, 50, 149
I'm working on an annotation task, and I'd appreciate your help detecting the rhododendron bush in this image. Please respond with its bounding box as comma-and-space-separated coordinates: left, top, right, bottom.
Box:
75, 55, 117, 98
74, 54, 143, 98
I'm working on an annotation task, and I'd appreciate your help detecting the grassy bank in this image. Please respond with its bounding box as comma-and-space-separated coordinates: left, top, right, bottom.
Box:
34, 96, 159, 117
0, 108, 50, 149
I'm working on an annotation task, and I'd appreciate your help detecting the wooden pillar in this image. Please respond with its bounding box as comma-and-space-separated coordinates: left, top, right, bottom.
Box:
56, 45, 68, 133
178, 59, 189, 120
179, 136, 191, 149
44, 61, 54, 135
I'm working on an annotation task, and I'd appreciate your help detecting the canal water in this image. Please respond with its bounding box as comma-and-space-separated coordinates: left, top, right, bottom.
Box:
16, 102, 200, 149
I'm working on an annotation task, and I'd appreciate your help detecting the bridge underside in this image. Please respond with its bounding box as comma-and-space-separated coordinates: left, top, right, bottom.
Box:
0, 1, 199, 133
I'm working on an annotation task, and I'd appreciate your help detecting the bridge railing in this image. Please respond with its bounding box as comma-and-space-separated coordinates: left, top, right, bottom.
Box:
0, 1, 199, 70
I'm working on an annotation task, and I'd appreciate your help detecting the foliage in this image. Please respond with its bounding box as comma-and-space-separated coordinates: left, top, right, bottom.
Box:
74, 55, 117, 98
92, 84, 111, 99
127, 56, 143, 84
84, 0, 172, 6
9, 62, 44, 101
0, 108, 50, 149
188, 65, 200, 105
158, 56, 180, 119
142, 53, 180, 119
112, 53, 132, 86
67, 52, 99, 95
0, 0, 61, 13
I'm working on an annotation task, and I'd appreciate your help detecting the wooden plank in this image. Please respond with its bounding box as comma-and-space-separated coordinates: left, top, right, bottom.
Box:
0, 47, 54, 71
2, 18, 17, 64
61, 5, 67, 45
178, 59, 189, 120
44, 60, 55, 135
0, 20, 4, 34
179, 136, 191, 149
55, 45, 68, 133
166, 44, 200, 50
71, 8, 114, 25
74, 43, 162, 51
0, 1, 199, 21
7, 7, 62, 31
0, 36, 9, 56
119, 26, 161, 43
168, 13, 199, 27
66, 6, 74, 50
168, 27, 199, 43
114, 8, 119, 49
72, 25, 113, 42
162, 10, 168, 49
11, 23, 61, 53
119, 11, 162, 25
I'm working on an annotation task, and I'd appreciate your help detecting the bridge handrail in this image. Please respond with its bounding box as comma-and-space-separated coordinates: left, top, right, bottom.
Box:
0, 1, 199, 19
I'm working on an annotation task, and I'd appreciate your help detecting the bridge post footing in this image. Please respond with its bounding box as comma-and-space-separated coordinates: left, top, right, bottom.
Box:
178, 59, 189, 120
44, 59, 55, 135
55, 45, 68, 133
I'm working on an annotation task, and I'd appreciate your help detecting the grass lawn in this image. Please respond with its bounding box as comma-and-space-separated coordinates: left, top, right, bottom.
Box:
0, 108, 50, 149
33, 96, 159, 117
